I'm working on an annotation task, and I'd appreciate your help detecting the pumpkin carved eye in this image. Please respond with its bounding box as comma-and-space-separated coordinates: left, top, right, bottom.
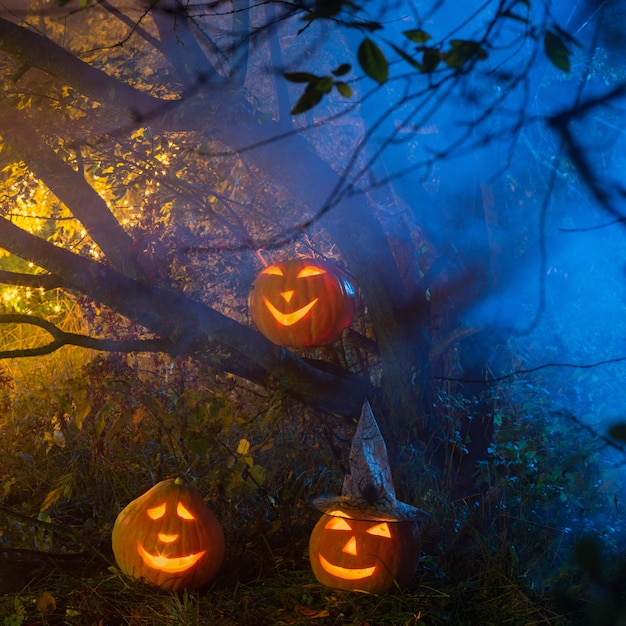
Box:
325, 517, 352, 531
261, 265, 284, 276
147, 503, 166, 520
177, 502, 195, 520
367, 522, 392, 538
297, 266, 326, 278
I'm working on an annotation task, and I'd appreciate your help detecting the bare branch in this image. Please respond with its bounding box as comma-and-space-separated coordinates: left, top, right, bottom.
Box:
0, 17, 164, 122
149, 0, 226, 86
0, 313, 173, 359
0, 270, 69, 290
0, 102, 145, 280
548, 84, 626, 225
230, 0, 250, 85
95, 0, 166, 53
0, 219, 367, 415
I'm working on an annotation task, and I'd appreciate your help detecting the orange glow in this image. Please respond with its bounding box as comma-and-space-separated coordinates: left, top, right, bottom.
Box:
147, 503, 166, 520
177, 502, 195, 520
137, 542, 206, 573
325, 517, 352, 531
342, 536, 358, 555
297, 266, 327, 277
262, 296, 319, 326
261, 265, 284, 276
367, 522, 392, 538
318, 553, 376, 580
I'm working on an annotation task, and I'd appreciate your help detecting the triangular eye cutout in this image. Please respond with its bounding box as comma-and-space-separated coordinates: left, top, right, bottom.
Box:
147, 503, 166, 520
261, 265, 284, 276
366, 522, 392, 538
325, 516, 353, 531
297, 266, 326, 278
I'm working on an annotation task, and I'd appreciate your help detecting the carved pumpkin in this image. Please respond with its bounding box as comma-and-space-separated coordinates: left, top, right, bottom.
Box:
308, 510, 421, 593
248, 258, 356, 347
112, 478, 225, 591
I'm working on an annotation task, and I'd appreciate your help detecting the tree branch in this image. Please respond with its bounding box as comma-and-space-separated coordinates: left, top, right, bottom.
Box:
0, 102, 145, 279
0, 218, 367, 414
0, 270, 69, 290
0, 17, 166, 124
96, 0, 166, 53
148, 0, 226, 87
0, 14, 234, 137
0, 313, 174, 358
230, 0, 250, 85
548, 84, 626, 224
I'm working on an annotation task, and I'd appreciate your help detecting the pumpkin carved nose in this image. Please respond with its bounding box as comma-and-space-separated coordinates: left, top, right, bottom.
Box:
280, 290, 295, 303
342, 536, 358, 556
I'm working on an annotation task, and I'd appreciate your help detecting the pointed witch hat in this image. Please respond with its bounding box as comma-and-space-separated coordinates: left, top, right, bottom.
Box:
313, 400, 429, 522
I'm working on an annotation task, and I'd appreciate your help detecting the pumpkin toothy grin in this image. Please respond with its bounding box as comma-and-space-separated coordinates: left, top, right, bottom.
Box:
137, 542, 206, 573
262, 296, 319, 326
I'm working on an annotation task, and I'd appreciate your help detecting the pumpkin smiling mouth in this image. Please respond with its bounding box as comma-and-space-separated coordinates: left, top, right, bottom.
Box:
318, 553, 376, 580
137, 542, 206, 574
262, 296, 319, 326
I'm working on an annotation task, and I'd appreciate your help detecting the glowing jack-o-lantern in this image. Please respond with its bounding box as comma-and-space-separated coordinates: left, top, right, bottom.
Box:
310, 401, 426, 592
112, 478, 225, 591
308, 510, 422, 593
248, 258, 356, 347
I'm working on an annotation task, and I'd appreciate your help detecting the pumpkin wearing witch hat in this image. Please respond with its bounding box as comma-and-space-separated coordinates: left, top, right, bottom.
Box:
309, 401, 429, 593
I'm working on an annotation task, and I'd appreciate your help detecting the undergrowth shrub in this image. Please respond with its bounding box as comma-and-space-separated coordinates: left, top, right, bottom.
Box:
0, 350, 625, 624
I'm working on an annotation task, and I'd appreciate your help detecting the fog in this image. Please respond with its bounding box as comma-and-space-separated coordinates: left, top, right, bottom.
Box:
285, 0, 626, 546
350, 1, 626, 391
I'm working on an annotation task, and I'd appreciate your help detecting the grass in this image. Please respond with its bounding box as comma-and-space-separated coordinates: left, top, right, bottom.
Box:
0, 350, 621, 625
0, 533, 573, 625
0, 480, 581, 625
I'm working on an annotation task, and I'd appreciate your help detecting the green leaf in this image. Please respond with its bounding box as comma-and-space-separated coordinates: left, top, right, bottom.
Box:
544, 30, 570, 72
388, 41, 423, 71
237, 438, 251, 455
422, 47, 441, 73
551, 22, 583, 48
608, 423, 626, 442
315, 76, 334, 93
332, 63, 351, 77
284, 72, 318, 83
358, 38, 388, 84
291, 83, 324, 115
403, 29, 431, 44
443, 40, 488, 69
334, 81, 353, 98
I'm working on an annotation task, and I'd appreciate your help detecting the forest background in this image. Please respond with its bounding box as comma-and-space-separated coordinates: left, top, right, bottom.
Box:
0, 0, 626, 623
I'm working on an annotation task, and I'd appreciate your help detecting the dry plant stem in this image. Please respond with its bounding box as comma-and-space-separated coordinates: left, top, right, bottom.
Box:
0, 503, 109, 564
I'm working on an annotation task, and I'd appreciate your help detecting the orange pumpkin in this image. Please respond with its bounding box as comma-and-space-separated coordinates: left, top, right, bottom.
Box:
248, 258, 356, 347
308, 510, 421, 593
112, 478, 225, 591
